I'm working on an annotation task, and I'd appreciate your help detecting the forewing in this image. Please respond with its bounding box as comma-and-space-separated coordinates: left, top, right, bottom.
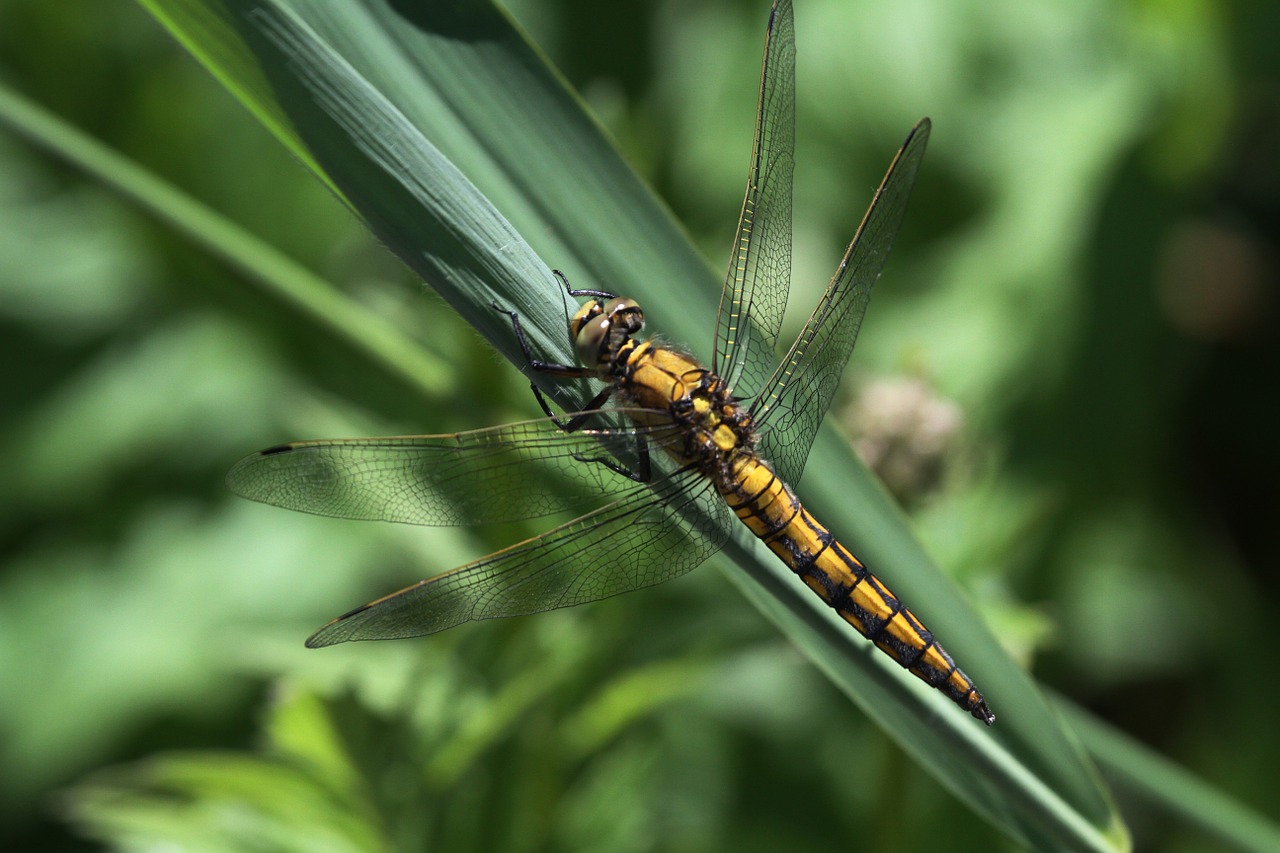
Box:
305, 468, 730, 646
753, 118, 930, 485
227, 414, 683, 526
713, 0, 794, 397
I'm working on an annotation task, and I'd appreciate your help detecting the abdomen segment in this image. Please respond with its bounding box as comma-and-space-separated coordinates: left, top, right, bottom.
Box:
720, 456, 994, 725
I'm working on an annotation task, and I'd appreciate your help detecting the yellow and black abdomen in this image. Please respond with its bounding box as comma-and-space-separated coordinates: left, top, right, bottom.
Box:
719, 455, 992, 723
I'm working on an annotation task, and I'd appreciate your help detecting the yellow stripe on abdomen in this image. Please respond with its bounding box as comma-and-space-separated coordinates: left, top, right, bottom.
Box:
719, 456, 991, 723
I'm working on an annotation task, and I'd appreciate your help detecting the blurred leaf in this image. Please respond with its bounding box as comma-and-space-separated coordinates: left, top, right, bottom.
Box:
65, 690, 387, 852
0, 80, 453, 403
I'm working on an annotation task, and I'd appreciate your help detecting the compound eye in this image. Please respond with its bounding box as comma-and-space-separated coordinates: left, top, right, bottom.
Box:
574, 313, 611, 367
603, 297, 644, 333
568, 300, 603, 341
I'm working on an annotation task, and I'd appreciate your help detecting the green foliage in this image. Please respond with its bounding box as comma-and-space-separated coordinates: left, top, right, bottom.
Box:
1, 0, 1277, 851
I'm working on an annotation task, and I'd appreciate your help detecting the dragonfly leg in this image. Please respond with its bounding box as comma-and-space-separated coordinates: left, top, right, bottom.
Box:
553, 268, 614, 300
571, 432, 653, 483
492, 302, 588, 378
545, 386, 614, 432
531, 385, 614, 433
493, 302, 614, 431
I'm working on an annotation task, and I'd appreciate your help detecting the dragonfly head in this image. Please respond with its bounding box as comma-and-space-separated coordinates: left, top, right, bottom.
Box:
570, 297, 645, 370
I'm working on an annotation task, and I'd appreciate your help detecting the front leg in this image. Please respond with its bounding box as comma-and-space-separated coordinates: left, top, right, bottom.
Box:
553, 268, 614, 301
494, 303, 613, 432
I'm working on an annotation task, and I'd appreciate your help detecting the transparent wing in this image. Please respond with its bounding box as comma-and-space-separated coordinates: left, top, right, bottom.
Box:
227, 412, 684, 526
753, 118, 930, 485
712, 0, 794, 397
306, 468, 730, 646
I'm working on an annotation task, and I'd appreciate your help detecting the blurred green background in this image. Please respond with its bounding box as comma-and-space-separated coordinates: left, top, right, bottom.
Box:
1, 0, 1277, 850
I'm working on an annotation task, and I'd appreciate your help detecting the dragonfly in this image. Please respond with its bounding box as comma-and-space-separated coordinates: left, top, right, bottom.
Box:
228, 0, 993, 725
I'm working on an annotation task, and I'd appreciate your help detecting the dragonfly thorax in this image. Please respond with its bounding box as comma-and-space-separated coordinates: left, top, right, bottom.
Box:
571, 296, 644, 372
675, 387, 759, 483
621, 347, 759, 483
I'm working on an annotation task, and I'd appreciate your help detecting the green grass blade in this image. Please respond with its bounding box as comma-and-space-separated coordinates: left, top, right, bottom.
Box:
137, 0, 332, 191
1059, 699, 1280, 853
